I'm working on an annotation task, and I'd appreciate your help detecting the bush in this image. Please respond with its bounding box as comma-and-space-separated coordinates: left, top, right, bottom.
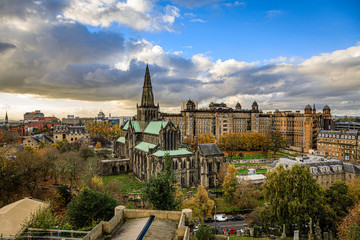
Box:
65, 188, 118, 228
196, 225, 215, 240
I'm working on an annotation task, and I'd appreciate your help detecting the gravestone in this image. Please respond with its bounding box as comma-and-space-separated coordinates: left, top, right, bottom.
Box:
294, 230, 299, 240
315, 220, 322, 240
323, 232, 329, 240
280, 224, 286, 240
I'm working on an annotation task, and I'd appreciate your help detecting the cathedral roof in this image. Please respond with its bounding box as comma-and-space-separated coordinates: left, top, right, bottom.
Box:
135, 142, 157, 152
123, 121, 141, 132
152, 148, 193, 157
199, 143, 223, 156
143, 121, 168, 134
116, 136, 125, 143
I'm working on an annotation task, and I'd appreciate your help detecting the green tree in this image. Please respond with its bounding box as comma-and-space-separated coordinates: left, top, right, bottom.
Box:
66, 188, 118, 228
23, 205, 59, 229
269, 131, 287, 156
55, 152, 84, 188
263, 164, 324, 234
196, 225, 215, 240
325, 181, 354, 225
222, 164, 238, 202
80, 147, 94, 161
142, 154, 177, 210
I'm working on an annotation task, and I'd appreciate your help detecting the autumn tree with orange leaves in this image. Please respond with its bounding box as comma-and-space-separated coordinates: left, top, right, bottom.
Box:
337, 202, 360, 240
183, 133, 215, 150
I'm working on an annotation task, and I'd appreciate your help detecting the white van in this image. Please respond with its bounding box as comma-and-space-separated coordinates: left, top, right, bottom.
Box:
214, 214, 228, 222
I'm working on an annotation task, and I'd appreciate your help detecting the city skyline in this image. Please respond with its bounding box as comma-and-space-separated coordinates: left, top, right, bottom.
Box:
1, 0, 360, 120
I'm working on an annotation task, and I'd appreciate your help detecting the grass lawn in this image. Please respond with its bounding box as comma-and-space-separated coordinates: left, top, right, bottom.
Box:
102, 174, 144, 194
238, 169, 267, 175
227, 151, 298, 160
228, 237, 269, 240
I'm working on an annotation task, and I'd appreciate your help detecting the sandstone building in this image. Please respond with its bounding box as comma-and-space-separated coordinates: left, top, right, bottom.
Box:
53, 125, 90, 144
162, 102, 332, 153
317, 130, 360, 162
114, 66, 225, 188
268, 156, 360, 189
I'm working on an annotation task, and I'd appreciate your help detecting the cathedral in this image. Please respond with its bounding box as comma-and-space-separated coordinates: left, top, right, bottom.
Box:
113, 65, 225, 188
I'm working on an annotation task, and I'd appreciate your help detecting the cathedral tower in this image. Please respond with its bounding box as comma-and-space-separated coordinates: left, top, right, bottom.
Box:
137, 65, 159, 126
5, 111, 8, 125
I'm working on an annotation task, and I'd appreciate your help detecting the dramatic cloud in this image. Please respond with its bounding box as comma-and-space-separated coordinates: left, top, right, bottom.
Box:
0, 0, 359, 117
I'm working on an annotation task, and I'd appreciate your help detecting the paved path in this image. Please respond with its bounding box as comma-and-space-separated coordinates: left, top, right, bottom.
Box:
112, 217, 149, 240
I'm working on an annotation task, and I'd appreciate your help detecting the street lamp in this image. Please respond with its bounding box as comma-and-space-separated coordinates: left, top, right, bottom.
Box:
214, 205, 217, 234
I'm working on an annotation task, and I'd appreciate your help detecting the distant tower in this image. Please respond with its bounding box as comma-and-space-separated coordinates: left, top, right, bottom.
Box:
304, 104, 312, 114
313, 104, 316, 114
252, 101, 259, 112
235, 102, 242, 110
5, 111, 8, 124
323, 105, 331, 115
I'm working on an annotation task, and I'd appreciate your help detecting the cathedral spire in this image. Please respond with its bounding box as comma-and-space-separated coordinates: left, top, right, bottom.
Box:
141, 65, 155, 107
5, 111, 8, 124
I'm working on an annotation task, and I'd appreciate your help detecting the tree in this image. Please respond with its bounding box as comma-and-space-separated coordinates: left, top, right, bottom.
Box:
2, 131, 19, 144
217, 133, 239, 158
347, 179, 360, 202
196, 225, 215, 240
222, 164, 238, 202
269, 131, 287, 156
263, 164, 324, 234
197, 133, 216, 144
183, 185, 214, 221
37, 146, 59, 181
142, 154, 177, 210
233, 180, 259, 209
325, 181, 354, 224
17, 150, 42, 196
216, 162, 228, 187
55, 152, 84, 188
80, 147, 94, 161
23, 205, 60, 230
95, 141, 101, 149
86, 121, 121, 145
66, 188, 118, 228
337, 202, 360, 240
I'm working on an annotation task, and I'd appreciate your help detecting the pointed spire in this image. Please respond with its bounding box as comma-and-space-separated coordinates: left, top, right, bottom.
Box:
141, 64, 155, 107
5, 111, 8, 124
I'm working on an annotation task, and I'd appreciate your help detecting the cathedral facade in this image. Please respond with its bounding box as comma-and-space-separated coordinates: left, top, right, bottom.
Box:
114, 66, 225, 188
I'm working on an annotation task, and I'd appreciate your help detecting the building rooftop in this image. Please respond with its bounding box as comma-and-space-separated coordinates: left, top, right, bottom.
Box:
199, 143, 223, 156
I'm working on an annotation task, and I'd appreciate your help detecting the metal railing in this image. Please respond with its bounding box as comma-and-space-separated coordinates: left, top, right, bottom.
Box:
1, 228, 89, 240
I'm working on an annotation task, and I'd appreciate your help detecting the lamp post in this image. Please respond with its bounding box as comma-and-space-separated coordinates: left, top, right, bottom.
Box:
214, 205, 217, 234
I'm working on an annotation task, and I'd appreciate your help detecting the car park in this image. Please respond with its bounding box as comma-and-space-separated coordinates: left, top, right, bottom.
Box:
230, 215, 244, 221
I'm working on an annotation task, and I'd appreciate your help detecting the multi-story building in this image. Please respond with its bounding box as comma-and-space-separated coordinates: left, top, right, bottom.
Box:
317, 130, 360, 162
268, 156, 360, 189
24, 110, 44, 120
335, 122, 360, 131
162, 102, 332, 153
22, 134, 53, 148
53, 125, 90, 144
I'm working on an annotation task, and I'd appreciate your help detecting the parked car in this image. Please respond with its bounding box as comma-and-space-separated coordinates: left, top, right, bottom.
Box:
214, 214, 228, 222
230, 215, 244, 221
224, 228, 237, 234
203, 217, 214, 223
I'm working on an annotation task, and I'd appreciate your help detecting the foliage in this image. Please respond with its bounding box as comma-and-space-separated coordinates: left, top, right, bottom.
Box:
183, 133, 215, 150
233, 180, 259, 210
196, 224, 215, 240
268, 131, 287, 156
337, 202, 360, 240
66, 188, 118, 228
17, 151, 43, 196
142, 154, 177, 210
263, 164, 324, 233
55, 152, 84, 188
54, 139, 71, 153
2, 131, 19, 144
80, 147, 94, 160
216, 162, 228, 187
347, 179, 360, 202
183, 185, 214, 220
102, 174, 144, 193
222, 165, 238, 202
95, 141, 101, 149
325, 181, 354, 227
0, 149, 21, 206
217, 133, 267, 157
86, 121, 121, 143
37, 145, 59, 181
23, 205, 60, 229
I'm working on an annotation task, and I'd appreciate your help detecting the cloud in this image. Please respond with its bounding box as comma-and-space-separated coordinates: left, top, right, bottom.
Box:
190, 18, 207, 23
61, 0, 180, 32
0, 0, 359, 116
0, 42, 16, 53
170, 0, 224, 8
266, 10, 284, 19
223, 1, 246, 7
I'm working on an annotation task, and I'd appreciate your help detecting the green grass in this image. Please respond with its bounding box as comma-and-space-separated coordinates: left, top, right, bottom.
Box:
237, 169, 267, 175
229, 237, 269, 240
102, 174, 144, 194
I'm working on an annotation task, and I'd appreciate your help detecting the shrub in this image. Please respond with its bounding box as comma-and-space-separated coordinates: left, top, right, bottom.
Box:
66, 188, 118, 228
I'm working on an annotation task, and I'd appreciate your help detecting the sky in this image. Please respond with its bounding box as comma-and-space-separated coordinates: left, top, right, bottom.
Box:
0, 0, 360, 120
